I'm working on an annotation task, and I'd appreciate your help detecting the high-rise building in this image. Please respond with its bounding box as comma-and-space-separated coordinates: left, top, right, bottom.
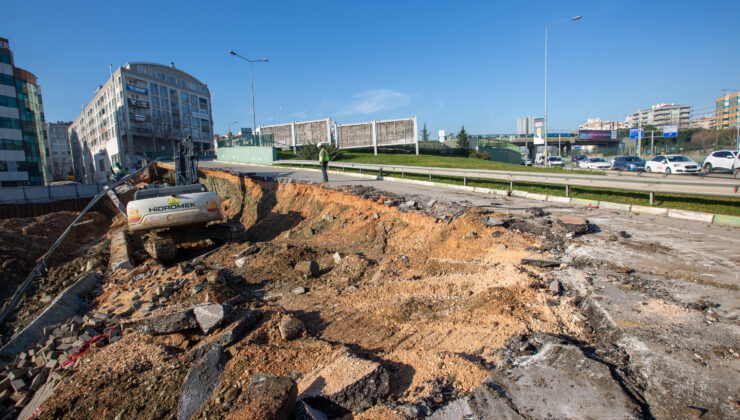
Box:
516, 116, 535, 135
46, 121, 73, 180
624, 103, 692, 129
70, 62, 213, 183
0, 37, 50, 187
715, 91, 740, 130
689, 115, 715, 130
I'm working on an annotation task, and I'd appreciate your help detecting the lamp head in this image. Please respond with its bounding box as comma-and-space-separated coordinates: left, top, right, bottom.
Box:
262, 59, 269, 62
571, 15, 582, 21
229, 50, 236, 55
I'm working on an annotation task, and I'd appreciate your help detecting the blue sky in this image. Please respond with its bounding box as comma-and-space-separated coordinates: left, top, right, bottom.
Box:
3, 0, 739, 135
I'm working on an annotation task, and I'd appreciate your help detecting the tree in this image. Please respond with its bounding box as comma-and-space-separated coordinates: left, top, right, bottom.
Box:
421, 123, 430, 141
457, 125, 470, 156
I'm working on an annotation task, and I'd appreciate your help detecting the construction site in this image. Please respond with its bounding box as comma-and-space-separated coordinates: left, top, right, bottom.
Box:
0, 161, 738, 420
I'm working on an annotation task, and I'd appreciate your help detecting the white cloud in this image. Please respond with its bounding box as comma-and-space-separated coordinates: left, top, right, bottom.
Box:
339, 89, 411, 116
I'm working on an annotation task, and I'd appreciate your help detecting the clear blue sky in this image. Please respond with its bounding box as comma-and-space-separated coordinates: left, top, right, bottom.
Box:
4, 0, 739, 135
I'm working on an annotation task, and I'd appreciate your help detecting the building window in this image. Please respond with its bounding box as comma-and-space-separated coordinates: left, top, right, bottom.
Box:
158, 72, 165, 80
161, 99, 168, 108
150, 82, 159, 95
180, 79, 187, 88
181, 92, 188, 102
153, 109, 161, 119
152, 97, 160, 108
183, 104, 190, 114
168, 75, 176, 84
184, 116, 191, 126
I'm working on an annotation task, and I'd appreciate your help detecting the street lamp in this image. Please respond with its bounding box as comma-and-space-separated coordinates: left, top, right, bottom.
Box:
229, 50, 269, 135
544, 15, 581, 166
274, 105, 283, 125
228, 120, 238, 136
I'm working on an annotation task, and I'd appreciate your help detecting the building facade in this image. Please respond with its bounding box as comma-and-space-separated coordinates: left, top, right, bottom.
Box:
0, 37, 49, 187
578, 118, 619, 131
716, 92, 739, 130
689, 115, 715, 130
624, 103, 692, 129
516, 116, 535, 136
70, 62, 213, 183
46, 121, 73, 180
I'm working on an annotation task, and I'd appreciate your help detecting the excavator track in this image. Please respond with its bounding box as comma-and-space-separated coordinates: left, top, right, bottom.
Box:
145, 234, 177, 263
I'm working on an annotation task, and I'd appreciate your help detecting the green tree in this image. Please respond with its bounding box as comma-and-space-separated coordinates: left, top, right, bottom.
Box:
457, 125, 470, 156
421, 123, 430, 141
296, 142, 342, 161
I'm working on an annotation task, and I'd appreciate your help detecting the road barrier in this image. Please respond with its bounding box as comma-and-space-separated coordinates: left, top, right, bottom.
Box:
278, 160, 740, 199
0, 183, 104, 204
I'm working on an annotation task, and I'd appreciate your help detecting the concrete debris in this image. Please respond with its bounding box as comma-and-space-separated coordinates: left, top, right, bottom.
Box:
227, 373, 297, 420
548, 279, 562, 295
484, 216, 506, 227
520, 257, 561, 268
298, 349, 389, 414
295, 261, 319, 277
429, 382, 523, 420
399, 255, 409, 263
193, 303, 230, 334
296, 399, 329, 420
205, 269, 224, 284
526, 207, 545, 217
496, 244, 507, 251
122, 308, 197, 335
291, 286, 307, 295
233, 244, 258, 258
332, 252, 342, 264
279, 315, 305, 341
85, 258, 101, 271
558, 215, 589, 234
398, 201, 417, 212
178, 345, 226, 420
189, 311, 261, 361
235, 257, 247, 268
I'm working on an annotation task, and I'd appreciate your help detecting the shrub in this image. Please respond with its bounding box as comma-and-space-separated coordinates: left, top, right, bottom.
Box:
470, 151, 490, 160
296, 142, 342, 161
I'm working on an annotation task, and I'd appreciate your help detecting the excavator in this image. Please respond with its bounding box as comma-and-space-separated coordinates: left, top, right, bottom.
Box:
125, 136, 246, 262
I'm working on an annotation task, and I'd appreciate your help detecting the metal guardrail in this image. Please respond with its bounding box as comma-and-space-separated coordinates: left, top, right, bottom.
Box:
277, 160, 740, 199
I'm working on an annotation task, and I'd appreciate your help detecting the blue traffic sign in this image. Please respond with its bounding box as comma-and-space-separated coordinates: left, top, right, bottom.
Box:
629, 128, 642, 139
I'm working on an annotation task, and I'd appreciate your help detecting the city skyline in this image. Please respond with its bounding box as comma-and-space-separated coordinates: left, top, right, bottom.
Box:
3, 0, 739, 135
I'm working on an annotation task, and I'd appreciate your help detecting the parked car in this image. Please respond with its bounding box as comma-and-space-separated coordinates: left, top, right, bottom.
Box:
733, 153, 740, 178
546, 156, 564, 167
612, 156, 646, 171
702, 150, 738, 173
578, 157, 612, 170
570, 154, 588, 167
645, 155, 700, 174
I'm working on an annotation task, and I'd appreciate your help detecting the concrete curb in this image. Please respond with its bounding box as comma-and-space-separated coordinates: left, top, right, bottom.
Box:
213, 161, 739, 228
667, 209, 715, 223
0, 272, 102, 356
630, 205, 669, 216
713, 214, 740, 227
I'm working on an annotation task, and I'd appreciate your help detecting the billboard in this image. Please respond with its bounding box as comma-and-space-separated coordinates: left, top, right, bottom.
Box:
336, 117, 417, 149
533, 118, 544, 145
629, 128, 642, 139
662, 125, 678, 138
578, 130, 617, 140
126, 84, 148, 95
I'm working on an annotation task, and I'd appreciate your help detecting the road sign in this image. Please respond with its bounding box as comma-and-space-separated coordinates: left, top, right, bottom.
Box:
663, 125, 678, 138
573, 145, 582, 150
629, 128, 642, 139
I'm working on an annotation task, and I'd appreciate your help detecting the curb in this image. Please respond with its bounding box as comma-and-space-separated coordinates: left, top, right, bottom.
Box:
667, 209, 715, 223
212, 161, 739, 228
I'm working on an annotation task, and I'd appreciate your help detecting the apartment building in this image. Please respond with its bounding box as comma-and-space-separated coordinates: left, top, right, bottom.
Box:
45, 121, 73, 180
716, 91, 740, 130
578, 118, 619, 131
70, 62, 213, 183
689, 115, 715, 130
624, 103, 692, 129
0, 37, 50, 187
516, 116, 535, 135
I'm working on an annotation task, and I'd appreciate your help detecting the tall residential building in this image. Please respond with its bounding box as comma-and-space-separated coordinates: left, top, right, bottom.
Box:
716, 91, 740, 129
46, 121, 73, 180
624, 103, 692, 129
0, 37, 49, 187
516, 116, 535, 135
70, 62, 213, 183
689, 115, 716, 130
578, 118, 619, 131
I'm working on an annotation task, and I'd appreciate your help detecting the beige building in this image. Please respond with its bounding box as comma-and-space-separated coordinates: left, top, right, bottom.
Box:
70, 62, 213, 183
689, 115, 715, 129
716, 91, 740, 129
578, 118, 619, 130
624, 103, 692, 129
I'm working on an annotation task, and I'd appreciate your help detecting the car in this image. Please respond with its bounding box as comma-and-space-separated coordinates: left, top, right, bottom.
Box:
578, 157, 612, 170
546, 156, 564, 167
645, 154, 700, 174
732, 153, 740, 179
612, 156, 646, 171
570, 154, 588, 167
702, 150, 739, 173
523, 156, 533, 166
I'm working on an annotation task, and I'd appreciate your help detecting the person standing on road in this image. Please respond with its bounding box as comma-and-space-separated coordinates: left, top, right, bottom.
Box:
318, 143, 329, 182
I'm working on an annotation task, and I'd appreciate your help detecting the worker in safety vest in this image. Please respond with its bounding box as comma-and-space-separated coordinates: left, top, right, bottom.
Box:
318, 143, 329, 182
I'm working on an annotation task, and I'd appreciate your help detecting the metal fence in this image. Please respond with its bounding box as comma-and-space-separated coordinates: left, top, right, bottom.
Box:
0, 183, 105, 204
216, 134, 274, 148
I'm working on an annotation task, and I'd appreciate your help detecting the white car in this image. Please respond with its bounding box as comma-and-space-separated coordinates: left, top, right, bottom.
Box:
702, 150, 738, 173
645, 155, 701, 174
546, 156, 564, 167
578, 157, 611, 170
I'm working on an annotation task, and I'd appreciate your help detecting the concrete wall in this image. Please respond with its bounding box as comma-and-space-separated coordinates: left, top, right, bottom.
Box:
479, 147, 522, 164
216, 146, 276, 165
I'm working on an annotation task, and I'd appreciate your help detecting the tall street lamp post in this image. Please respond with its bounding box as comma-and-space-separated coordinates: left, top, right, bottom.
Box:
545, 15, 581, 167
228, 120, 238, 136
229, 50, 269, 134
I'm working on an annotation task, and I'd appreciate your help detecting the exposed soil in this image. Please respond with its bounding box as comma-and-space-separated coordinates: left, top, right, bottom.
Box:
23, 170, 585, 419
